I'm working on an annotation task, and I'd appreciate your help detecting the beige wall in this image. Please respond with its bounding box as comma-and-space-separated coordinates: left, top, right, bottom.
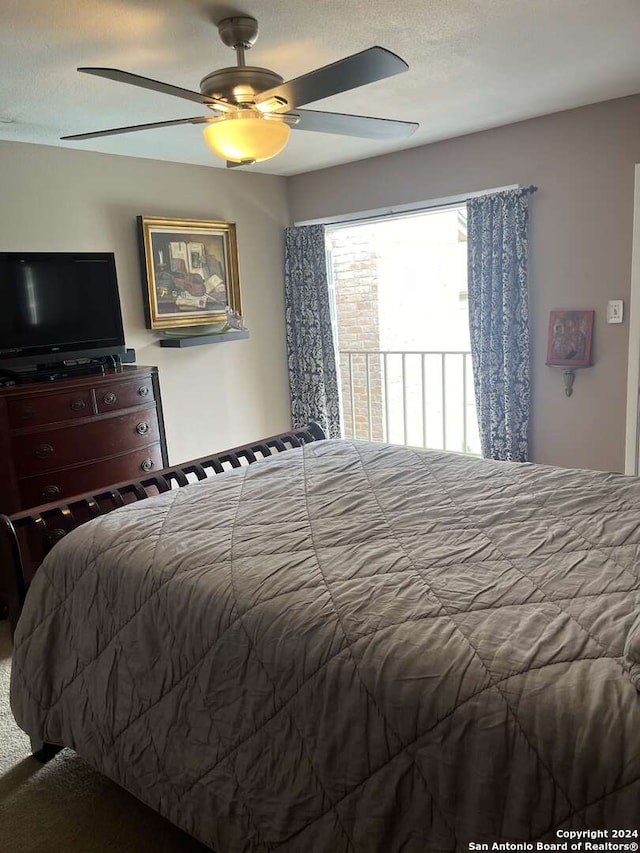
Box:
0, 140, 292, 463
3, 95, 640, 472
288, 95, 640, 472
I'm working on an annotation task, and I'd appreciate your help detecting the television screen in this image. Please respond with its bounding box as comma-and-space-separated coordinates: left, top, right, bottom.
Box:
0, 252, 126, 369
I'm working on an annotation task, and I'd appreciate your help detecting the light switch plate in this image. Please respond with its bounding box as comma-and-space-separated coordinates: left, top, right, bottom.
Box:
607, 300, 624, 323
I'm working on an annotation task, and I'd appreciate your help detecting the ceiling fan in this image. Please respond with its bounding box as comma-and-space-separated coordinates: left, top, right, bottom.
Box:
61, 15, 419, 167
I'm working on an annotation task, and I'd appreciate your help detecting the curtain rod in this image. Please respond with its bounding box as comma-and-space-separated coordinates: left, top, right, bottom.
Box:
323, 200, 465, 231
296, 183, 535, 229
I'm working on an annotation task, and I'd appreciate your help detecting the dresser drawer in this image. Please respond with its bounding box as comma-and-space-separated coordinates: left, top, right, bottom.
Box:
96, 376, 155, 413
12, 407, 160, 476
7, 389, 94, 428
18, 444, 165, 507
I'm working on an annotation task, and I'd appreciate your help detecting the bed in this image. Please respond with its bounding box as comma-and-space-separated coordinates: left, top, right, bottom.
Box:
5, 426, 640, 852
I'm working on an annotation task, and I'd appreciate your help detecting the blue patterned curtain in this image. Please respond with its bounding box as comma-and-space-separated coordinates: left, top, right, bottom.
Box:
284, 224, 341, 438
467, 187, 534, 462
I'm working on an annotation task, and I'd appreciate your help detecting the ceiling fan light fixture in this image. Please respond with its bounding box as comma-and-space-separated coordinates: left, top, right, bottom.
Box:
202, 112, 290, 163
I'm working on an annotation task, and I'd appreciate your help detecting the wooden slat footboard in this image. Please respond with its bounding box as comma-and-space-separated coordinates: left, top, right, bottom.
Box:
0, 422, 326, 634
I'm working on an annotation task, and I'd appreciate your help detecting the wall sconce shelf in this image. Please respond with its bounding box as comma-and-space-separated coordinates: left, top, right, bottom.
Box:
563, 368, 576, 397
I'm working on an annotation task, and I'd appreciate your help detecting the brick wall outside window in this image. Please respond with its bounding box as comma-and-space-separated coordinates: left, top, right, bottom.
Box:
329, 232, 384, 441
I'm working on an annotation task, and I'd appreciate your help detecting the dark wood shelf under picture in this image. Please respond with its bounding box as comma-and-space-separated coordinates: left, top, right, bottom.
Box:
158, 331, 250, 348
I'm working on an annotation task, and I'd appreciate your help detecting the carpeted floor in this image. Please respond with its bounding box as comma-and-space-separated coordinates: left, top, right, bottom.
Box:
0, 620, 210, 852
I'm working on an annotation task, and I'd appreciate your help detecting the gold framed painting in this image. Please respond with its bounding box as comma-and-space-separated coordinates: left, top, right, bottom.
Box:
137, 216, 241, 330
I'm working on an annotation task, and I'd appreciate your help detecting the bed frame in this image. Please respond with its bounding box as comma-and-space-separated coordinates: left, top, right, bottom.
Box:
0, 422, 326, 636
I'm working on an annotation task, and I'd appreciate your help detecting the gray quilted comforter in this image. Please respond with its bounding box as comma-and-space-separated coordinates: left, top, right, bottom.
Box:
10, 440, 640, 851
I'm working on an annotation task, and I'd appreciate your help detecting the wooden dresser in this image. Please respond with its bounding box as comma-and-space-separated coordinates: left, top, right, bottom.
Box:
0, 366, 168, 515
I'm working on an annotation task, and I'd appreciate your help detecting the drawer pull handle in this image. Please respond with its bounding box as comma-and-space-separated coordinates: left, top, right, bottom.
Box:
138, 386, 150, 397
136, 421, 150, 435
20, 408, 36, 421
103, 392, 117, 405
141, 458, 154, 473
40, 485, 61, 502
35, 444, 54, 459
70, 399, 86, 411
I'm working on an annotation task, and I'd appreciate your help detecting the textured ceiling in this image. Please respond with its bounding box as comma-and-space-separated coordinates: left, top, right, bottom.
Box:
1, 0, 640, 176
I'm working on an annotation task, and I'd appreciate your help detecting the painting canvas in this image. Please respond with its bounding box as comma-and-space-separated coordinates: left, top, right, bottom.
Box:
138, 217, 241, 329
546, 309, 594, 367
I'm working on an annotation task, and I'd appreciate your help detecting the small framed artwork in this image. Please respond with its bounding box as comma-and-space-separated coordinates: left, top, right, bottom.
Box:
546, 309, 594, 367
137, 216, 241, 329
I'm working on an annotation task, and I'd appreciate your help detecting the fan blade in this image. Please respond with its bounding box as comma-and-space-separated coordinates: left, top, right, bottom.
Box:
292, 108, 418, 140
226, 160, 256, 168
254, 46, 408, 112
61, 116, 211, 141
78, 68, 234, 113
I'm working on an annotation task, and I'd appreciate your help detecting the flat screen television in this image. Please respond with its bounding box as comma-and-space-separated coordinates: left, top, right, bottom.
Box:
0, 252, 126, 372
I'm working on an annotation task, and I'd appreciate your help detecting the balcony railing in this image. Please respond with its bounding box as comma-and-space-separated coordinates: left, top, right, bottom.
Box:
338, 350, 480, 455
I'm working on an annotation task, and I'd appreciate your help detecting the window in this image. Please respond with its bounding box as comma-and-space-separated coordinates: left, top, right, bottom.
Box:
326, 205, 480, 454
